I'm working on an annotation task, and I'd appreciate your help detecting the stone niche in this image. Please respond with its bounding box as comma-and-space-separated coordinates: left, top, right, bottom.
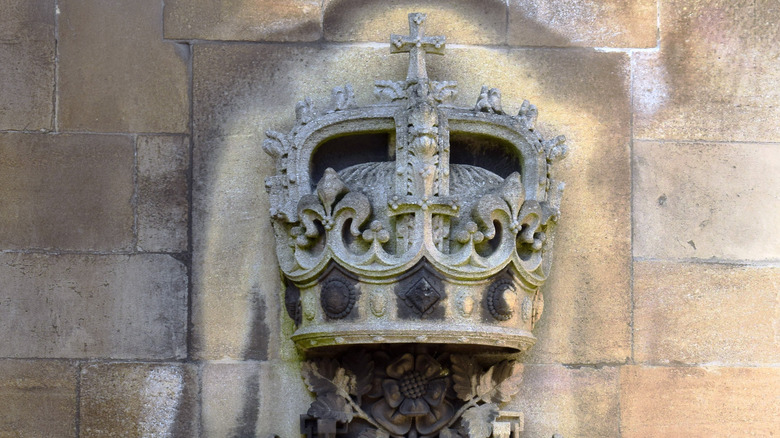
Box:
263, 13, 567, 438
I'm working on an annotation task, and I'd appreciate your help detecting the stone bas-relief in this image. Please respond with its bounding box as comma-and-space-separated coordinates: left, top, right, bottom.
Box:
299, 347, 524, 438
263, 13, 567, 437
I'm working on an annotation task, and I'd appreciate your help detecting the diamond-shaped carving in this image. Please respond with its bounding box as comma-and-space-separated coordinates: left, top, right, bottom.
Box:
405, 277, 441, 315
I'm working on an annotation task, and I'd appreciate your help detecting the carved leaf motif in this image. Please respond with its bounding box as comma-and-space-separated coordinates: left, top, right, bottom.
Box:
450, 355, 479, 401
461, 404, 499, 438
490, 361, 523, 403
357, 429, 390, 438
543, 135, 568, 163
335, 367, 356, 395
342, 350, 375, 401
431, 81, 458, 103
301, 361, 335, 395
473, 361, 523, 403
374, 80, 407, 101
262, 130, 289, 159
301, 360, 355, 396
517, 100, 538, 130
307, 392, 355, 423
475, 367, 494, 399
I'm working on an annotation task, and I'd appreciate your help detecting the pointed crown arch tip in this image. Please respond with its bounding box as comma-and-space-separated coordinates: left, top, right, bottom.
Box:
262, 12, 569, 353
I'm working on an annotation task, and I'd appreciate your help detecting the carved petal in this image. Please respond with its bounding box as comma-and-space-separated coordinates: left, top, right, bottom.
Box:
416, 354, 442, 380
317, 168, 349, 213
500, 172, 525, 213
371, 399, 413, 436
423, 378, 447, 407
334, 191, 372, 236
298, 194, 327, 237
386, 353, 414, 379
399, 397, 430, 417
415, 400, 455, 435
382, 379, 404, 409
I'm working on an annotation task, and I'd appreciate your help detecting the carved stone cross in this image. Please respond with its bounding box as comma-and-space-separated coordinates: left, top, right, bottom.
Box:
390, 13, 445, 81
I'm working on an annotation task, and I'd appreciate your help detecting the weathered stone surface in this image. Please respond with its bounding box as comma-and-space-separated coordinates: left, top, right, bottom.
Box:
633, 0, 780, 142
164, 0, 322, 42
0, 0, 54, 131
0, 360, 77, 437
58, 0, 188, 133
323, 0, 507, 44
137, 135, 190, 252
634, 141, 780, 260
0, 253, 187, 359
511, 365, 620, 437
80, 363, 198, 437
191, 45, 406, 359
621, 366, 780, 436
0, 133, 134, 251
634, 261, 780, 365
508, 0, 657, 48
192, 44, 631, 362
201, 360, 309, 438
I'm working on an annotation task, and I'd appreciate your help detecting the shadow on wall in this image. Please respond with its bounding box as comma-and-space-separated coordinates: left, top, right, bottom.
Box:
195, 1, 634, 436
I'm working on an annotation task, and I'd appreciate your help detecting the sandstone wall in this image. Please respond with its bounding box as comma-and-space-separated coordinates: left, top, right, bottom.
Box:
1, 1, 777, 436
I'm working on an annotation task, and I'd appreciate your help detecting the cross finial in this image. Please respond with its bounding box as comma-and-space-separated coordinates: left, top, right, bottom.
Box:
390, 13, 446, 81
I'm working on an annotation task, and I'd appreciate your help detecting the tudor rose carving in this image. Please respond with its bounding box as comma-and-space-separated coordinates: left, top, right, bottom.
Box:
300, 349, 523, 438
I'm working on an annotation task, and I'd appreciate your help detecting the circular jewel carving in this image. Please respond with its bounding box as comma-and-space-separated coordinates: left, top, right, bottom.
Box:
487, 279, 518, 321
320, 278, 357, 319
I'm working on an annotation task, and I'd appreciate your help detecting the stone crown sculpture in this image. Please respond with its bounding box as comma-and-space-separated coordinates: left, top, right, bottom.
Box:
264, 13, 567, 353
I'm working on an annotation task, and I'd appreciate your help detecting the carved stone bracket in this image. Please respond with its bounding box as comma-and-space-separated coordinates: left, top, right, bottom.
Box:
300, 348, 525, 438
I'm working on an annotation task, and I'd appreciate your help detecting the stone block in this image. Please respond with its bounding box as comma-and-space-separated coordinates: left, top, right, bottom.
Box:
0, 360, 77, 437
323, 0, 507, 44
633, 141, 780, 260
0, 253, 187, 359
620, 366, 780, 436
511, 365, 620, 437
0, 133, 134, 251
163, 0, 322, 42
80, 362, 198, 437
508, 0, 657, 48
137, 135, 189, 253
0, 0, 55, 131
633, 0, 780, 142
58, 0, 188, 133
634, 261, 780, 365
201, 360, 310, 438
192, 44, 631, 362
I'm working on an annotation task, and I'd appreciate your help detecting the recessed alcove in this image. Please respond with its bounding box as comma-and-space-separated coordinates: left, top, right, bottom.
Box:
449, 132, 522, 178
311, 132, 393, 186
